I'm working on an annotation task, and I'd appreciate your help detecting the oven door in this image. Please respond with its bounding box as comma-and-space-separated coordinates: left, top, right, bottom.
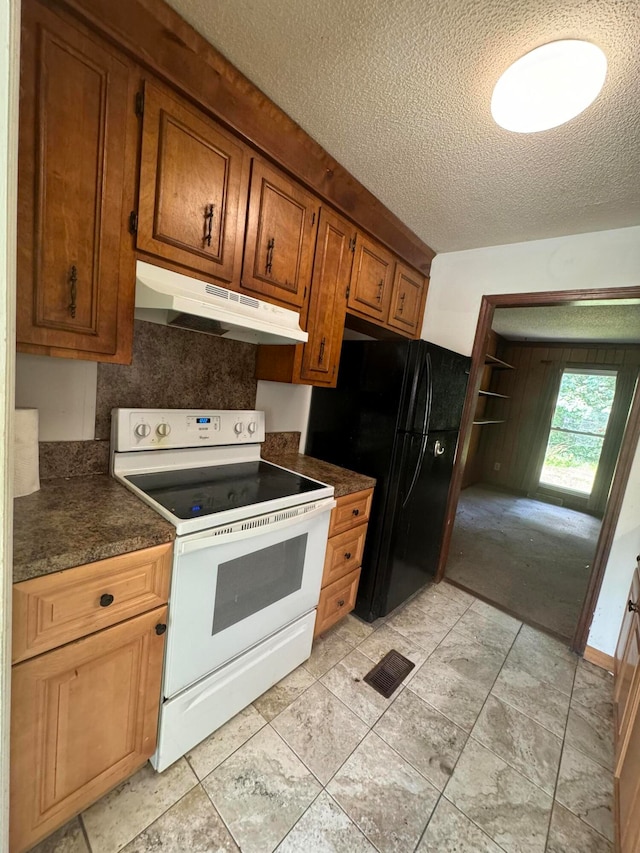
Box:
163, 499, 334, 697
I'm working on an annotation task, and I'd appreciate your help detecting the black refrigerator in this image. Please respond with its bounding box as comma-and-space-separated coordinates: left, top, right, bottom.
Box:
306, 339, 470, 622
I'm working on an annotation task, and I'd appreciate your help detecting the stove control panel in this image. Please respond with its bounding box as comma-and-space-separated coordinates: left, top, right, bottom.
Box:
112, 409, 266, 451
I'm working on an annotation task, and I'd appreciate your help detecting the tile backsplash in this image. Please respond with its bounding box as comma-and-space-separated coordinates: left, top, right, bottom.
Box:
94, 320, 258, 439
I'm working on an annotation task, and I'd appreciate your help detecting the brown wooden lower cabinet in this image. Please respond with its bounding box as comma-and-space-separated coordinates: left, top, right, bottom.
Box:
10, 545, 172, 853
315, 488, 373, 637
614, 563, 640, 852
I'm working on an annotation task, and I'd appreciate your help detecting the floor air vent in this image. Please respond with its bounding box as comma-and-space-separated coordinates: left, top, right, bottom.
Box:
363, 650, 415, 698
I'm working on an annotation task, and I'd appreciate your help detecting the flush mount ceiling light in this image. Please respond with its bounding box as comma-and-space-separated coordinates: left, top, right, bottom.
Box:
491, 40, 607, 133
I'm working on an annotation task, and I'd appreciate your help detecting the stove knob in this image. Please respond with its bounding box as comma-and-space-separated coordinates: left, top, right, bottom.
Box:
234, 422, 244, 435
156, 422, 171, 437
247, 421, 257, 434
134, 422, 151, 438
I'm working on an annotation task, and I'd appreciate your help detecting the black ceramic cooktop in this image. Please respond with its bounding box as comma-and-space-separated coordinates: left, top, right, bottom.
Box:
126, 460, 323, 519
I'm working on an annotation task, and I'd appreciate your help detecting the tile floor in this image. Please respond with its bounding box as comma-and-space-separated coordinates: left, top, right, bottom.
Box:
32, 582, 615, 853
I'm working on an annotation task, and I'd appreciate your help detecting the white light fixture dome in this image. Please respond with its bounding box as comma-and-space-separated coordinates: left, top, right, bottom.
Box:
491, 40, 607, 133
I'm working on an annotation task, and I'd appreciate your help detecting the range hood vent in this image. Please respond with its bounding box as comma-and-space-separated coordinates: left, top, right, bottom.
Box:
134, 261, 308, 346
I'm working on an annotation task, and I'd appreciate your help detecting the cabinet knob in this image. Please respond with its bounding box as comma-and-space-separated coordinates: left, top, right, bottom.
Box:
352, 508, 360, 517
155, 623, 167, 635
99, 593, 114, 607
628, 600, 639, 614
337, 599, 345, 607
344, 552, 352, 560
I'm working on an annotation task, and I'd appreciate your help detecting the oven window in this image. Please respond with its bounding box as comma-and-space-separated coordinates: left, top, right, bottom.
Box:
212, 534, 308, 635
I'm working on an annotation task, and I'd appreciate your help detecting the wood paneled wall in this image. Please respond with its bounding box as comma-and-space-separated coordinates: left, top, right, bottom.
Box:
474, 342, 640, 492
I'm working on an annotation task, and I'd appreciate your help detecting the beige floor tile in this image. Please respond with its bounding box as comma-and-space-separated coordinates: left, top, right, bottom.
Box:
555, 745, 614, 841
454, 605, 520, 656
578, 658, 614, 681
202, 726, 321, 853
253, 666, 316, 722
416, 796, 503, 852
517, 623, 577, 665
304, 631, 353, 678
546, 802, 613, 853
385, 603, 450, 654
491, 658, 570, 737
373, 688, 467, 790
332, 613, 376, 646
565, 703, 614, 770
320, 648, 401, 725
408, 658, 490, 731
471, 694, 562, 794
356, 623, 428, 685
271, 682, 368, 784
429, 628, 505, 689
327, 732, 439, 853
81, 760, 198, 853
120, 786, 238, 852
437, 582, 477, 608
444, 739, 552, 853
409, 584, 471, 627
572, 664, 614, 721
186, 705, 266, 780
30, 818, 89, 853
507, 633, 577, 696
275, 791, 376, 853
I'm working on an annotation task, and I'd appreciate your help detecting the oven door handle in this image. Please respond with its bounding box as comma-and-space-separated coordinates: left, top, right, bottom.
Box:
177, 498, 337, 555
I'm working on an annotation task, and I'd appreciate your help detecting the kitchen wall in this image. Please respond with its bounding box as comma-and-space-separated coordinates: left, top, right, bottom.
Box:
422, 224, 640, 658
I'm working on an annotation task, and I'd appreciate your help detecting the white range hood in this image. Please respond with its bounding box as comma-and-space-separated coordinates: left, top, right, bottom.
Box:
134, 261, 308, 345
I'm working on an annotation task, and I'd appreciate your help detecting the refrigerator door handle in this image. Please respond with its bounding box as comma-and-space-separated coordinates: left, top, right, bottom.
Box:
402, 433, 429, 509
420, 352, 434, 435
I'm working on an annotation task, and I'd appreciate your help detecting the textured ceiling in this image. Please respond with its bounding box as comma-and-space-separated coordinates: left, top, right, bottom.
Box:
493, 303, 640, 343
164, 0, 640, 252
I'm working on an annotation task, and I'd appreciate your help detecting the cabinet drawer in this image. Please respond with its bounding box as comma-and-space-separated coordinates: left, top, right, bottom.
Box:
315, 568, 361, 637
329, 489, 373, 537
322, 523, 367, 587
12, 543, 172, 663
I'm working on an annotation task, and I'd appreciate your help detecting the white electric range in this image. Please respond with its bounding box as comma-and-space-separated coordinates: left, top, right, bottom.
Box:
111, 408, 335, 771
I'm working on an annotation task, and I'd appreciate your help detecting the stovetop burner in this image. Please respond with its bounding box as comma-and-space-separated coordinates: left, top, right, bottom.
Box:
125, 460, 322, 520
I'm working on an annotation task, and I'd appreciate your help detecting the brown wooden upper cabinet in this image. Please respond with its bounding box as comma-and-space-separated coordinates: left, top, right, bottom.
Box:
241, 159, 320, 309
256, 207, 355, 387
387, 261, 428, 337
137, 80, 250, 284
346, 232, 395, 323
17, 0, 138, 363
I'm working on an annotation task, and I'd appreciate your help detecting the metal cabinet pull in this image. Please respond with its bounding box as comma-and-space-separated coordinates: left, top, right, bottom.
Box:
68, 265, 78, 318
265, 237, 275, 275
155, 623, 167, 635
337, 599, 345, 607
344, 552, 352, 560
99, 593, 114, 607
318, 337, 326, 365
204, 203, 214, 247
434, 440, 445, 457
398, 292, 406, 315
352, 508, 360, 517
629, 599, 639, 613
376, 279, 384, 302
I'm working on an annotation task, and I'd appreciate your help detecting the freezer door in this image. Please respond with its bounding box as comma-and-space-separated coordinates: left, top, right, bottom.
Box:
426, 344, 471, 432
379, 429, 459, 615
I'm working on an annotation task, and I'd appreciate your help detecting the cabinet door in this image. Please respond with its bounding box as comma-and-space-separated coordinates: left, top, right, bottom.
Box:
242, 159, 319, 309
17, 0, 137, 361
299, 209, 355, 386
387, 262, 428, 337
347, 233, 394, 323
137, 81, 250, 282
10, 606, 167, 853
616, 569, 640, 750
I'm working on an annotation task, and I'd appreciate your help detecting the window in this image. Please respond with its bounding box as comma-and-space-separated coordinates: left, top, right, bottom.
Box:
539, 368, 617, 495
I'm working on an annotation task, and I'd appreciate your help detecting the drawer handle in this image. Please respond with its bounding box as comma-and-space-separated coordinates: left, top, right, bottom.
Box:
344, 552, 352, 560
352, 508, 360, 517
204, 203, 215, 247
337, 599, 345, 607
99, 593, 114, 607
68, 264, 78, 318
376, 279, 384, 302
265, 237, 275, 275
629, 599, 639, 613
155, 623, 167, 636
398, 292, 406, 315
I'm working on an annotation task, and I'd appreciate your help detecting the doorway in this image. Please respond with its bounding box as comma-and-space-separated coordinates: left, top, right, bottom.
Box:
437, 290, 640, 652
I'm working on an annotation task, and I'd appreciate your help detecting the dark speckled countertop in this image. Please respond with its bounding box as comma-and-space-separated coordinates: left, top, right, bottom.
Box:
262, 452, 376, 498
13, 476, 175, 584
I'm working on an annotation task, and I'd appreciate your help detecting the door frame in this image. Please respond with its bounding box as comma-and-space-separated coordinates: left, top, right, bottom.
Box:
435, 286, 640, 654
